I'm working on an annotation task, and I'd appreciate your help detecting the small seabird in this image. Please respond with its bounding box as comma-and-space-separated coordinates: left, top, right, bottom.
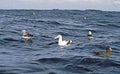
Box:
87, 31, 93, 39
83, 16, 87, 20
32, 12, 35, 15
22, 30, 33, 39
54, 34, 72, 47
94, 46, 112, 57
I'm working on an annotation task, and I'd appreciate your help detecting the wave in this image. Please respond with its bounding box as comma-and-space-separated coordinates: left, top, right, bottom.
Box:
3, 38, 19, 42
97, 60, 120, 68
63, 64, 92, 73
37, 57, 67, 64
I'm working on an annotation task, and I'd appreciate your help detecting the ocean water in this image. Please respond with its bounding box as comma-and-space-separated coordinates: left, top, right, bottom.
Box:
0, 9, 120, 74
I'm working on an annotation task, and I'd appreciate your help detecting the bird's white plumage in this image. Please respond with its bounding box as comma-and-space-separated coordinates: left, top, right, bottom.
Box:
54, 34, 72, 47
88, 31, 92, 35
22, 30, 33, 39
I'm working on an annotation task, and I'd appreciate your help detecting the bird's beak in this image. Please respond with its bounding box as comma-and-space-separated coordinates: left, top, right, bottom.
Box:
54, 36, 58, 39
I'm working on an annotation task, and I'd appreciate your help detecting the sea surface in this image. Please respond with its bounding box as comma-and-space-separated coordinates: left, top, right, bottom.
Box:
0, 9, 120, 74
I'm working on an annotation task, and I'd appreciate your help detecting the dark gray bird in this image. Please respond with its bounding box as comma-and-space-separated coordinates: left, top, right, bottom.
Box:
94, 46, 112, 57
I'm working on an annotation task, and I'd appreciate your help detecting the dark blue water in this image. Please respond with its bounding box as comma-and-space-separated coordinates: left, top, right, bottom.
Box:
0, 10, 120, 74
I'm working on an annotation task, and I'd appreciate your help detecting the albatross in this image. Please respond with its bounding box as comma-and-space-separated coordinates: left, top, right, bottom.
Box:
54, 34, 72, 47
22, 30, 33, 39
87, 31, 93, 39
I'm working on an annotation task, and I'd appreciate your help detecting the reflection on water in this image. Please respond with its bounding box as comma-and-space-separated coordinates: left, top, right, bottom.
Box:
23, 39, 33, 46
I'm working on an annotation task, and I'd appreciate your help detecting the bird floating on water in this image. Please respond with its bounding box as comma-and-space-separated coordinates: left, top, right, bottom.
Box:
22, 30, 33, 40
54, 34, 72, 47
83, 16, 87, 20
87, 31, 93, 39
94, 46, 112, 57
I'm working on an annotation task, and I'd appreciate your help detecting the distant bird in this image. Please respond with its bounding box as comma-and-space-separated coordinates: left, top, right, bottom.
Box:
32, 12, 36, 15
83, 16, 87, 20
94, 46, 112, 57
87, 31, 93, 39
22, 30, 33, 39
54, 34, 72, 47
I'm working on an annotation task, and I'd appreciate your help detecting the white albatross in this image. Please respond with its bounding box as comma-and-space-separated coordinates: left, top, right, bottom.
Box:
54, 34, 72, 47
22, 30, 33, 39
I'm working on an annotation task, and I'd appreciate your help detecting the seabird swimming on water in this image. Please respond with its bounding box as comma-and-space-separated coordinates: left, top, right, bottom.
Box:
87, 31, 93, 39
22, 30, 33, 39
83, 16, 87, 20
94, 46, 112, 57
54, 34, 72, 47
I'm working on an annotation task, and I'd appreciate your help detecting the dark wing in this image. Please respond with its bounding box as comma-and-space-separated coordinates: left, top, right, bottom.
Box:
24, 33, 33, 37
88, 34, 92, 37
66, 40, 72, 45
93, 51, 105, 56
